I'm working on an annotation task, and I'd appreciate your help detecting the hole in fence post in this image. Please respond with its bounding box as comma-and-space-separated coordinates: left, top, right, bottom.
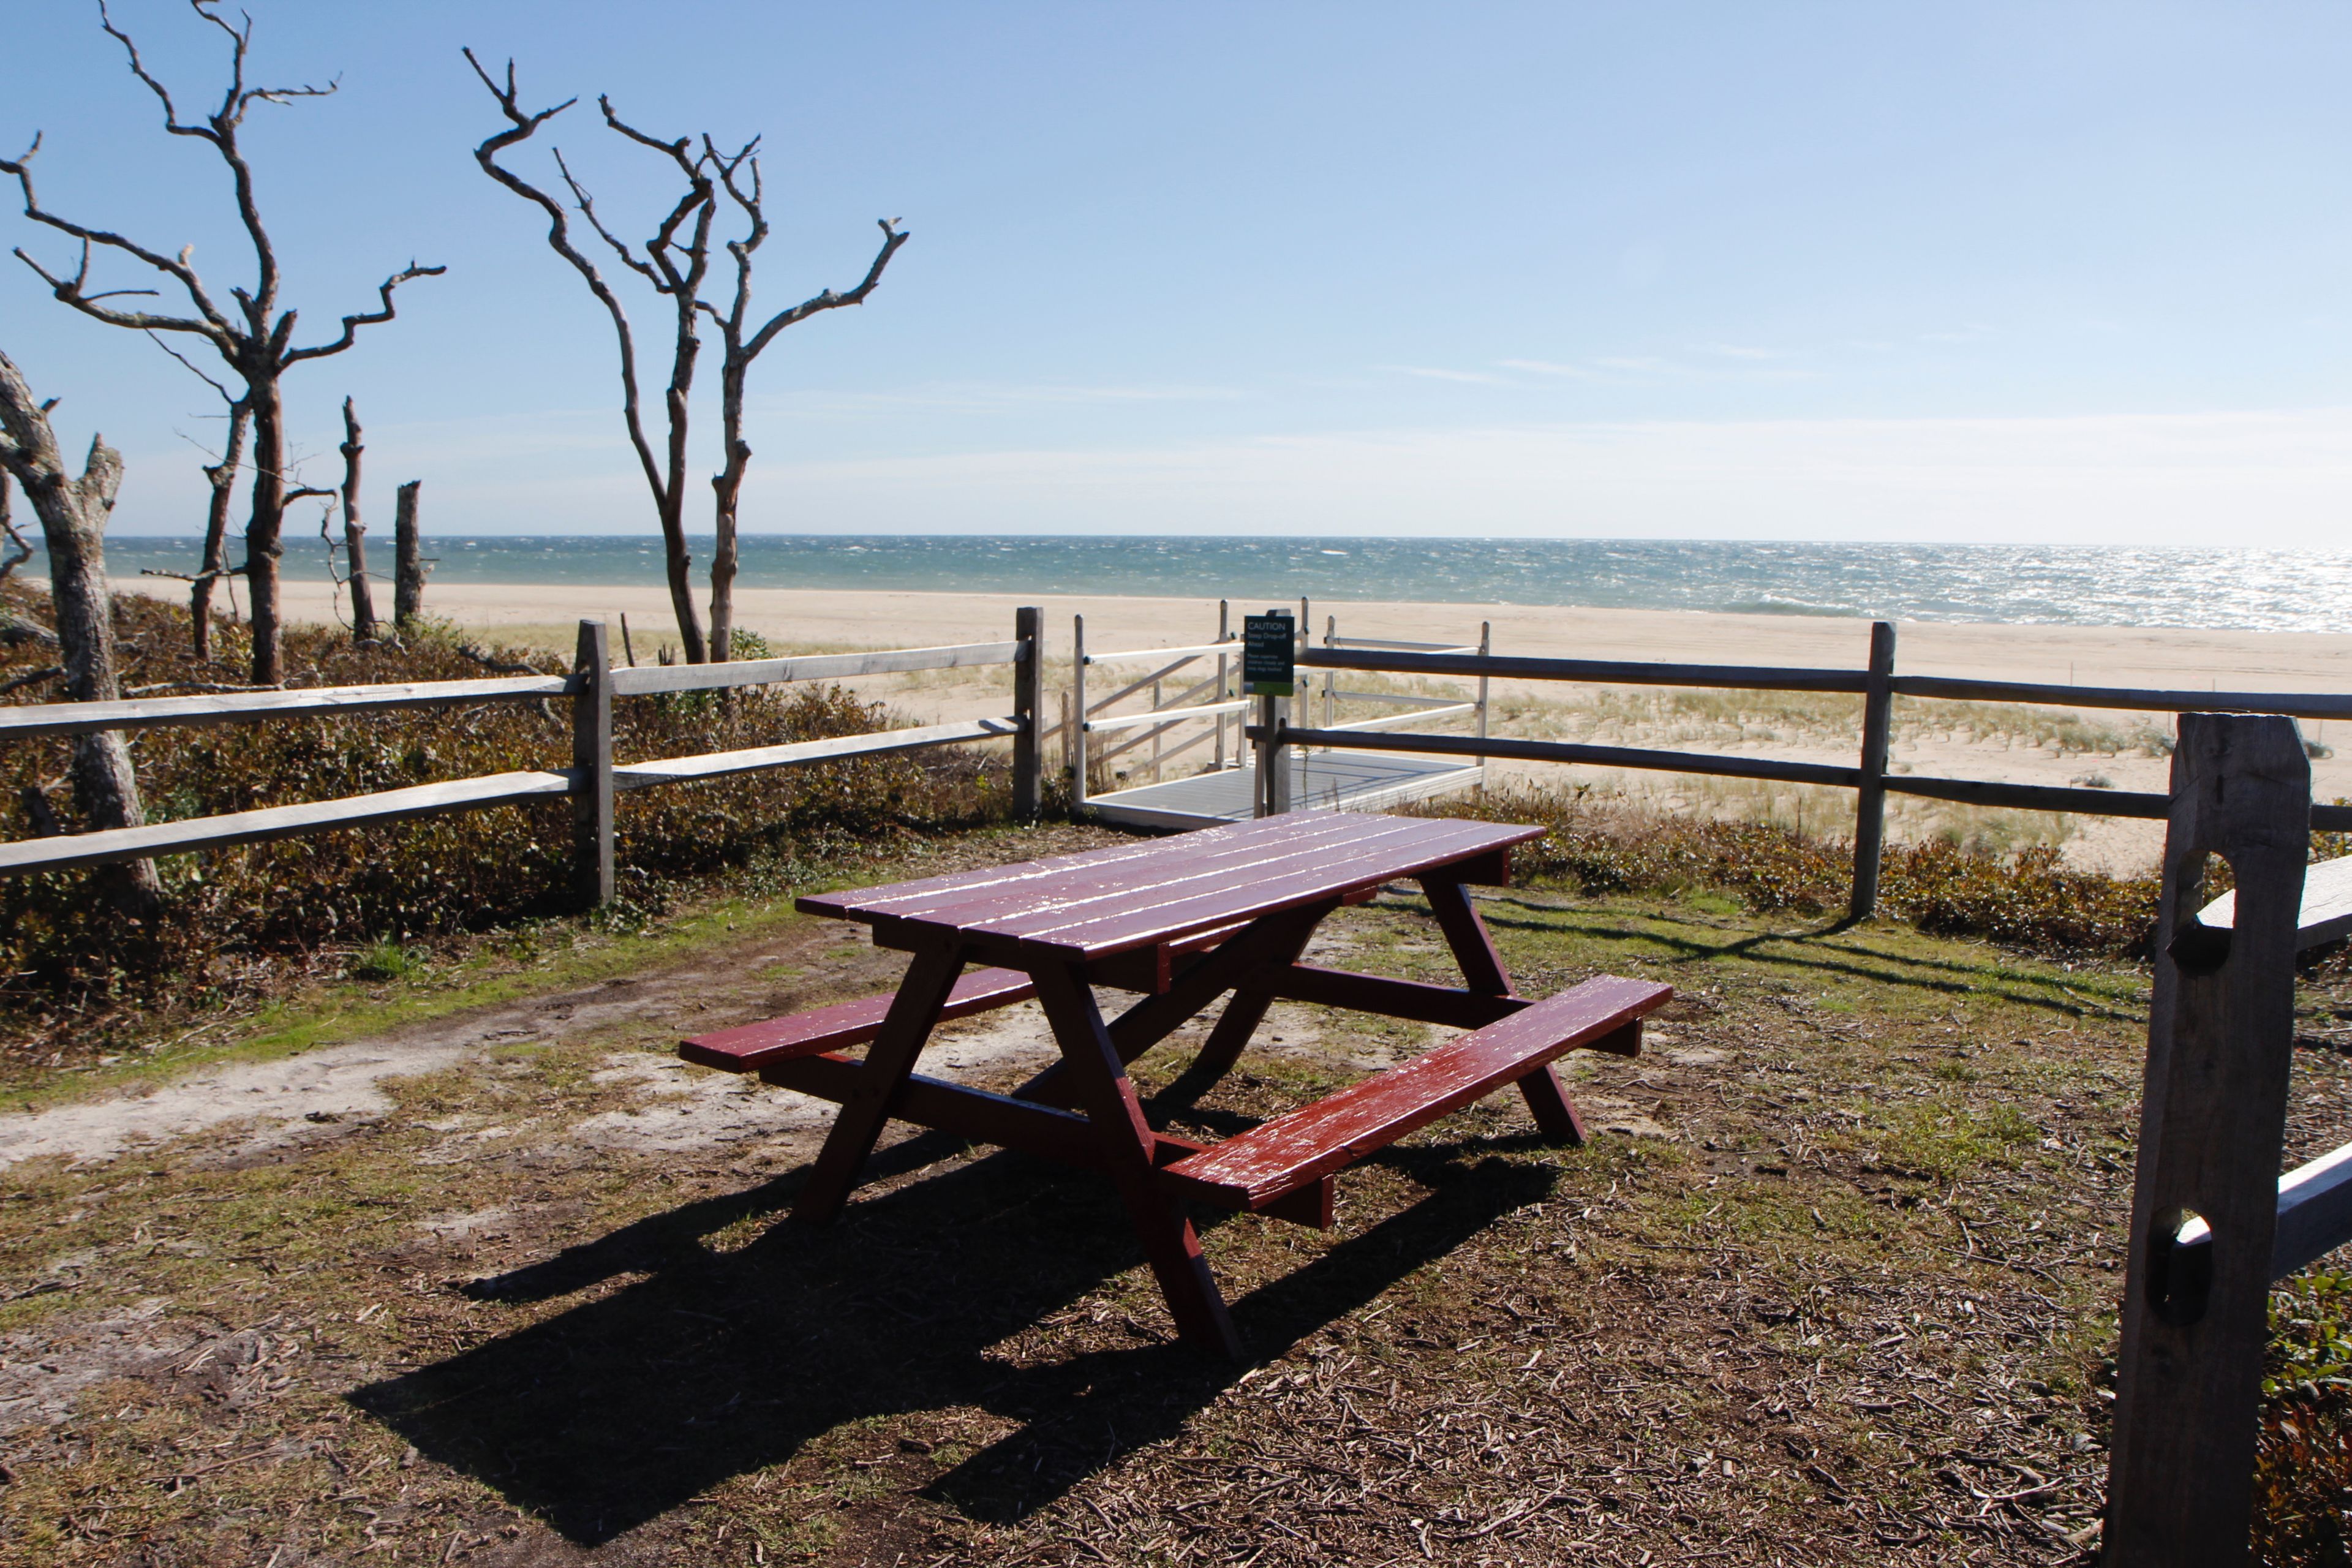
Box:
2147, 1207, 2214, 1327
2166, 850, 2236, 974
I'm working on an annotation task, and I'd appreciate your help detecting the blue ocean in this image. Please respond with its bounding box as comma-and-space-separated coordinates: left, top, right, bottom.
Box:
56, 535, 2352, 635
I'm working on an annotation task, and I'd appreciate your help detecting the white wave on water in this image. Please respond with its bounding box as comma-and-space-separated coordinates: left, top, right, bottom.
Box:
82, 535, 2352, 634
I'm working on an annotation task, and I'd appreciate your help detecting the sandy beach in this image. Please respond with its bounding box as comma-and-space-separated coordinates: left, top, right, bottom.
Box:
179, 577, 2352, 695
107, 576, 2352, 873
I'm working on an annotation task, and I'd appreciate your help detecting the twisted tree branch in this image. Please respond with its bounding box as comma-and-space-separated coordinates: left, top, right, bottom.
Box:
283, 261, 447, 364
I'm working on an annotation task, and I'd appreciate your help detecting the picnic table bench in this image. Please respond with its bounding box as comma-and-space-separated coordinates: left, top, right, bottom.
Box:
680, 812, 1671, 1356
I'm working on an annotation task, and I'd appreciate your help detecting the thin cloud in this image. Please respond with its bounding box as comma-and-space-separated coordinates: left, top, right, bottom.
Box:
1497, 358, 1604, 379
1390, 366, 1512, 385
764, 381, 1257, 415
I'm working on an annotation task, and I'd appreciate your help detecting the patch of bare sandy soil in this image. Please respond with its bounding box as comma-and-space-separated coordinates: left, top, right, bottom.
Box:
0, 828, 1128, 1177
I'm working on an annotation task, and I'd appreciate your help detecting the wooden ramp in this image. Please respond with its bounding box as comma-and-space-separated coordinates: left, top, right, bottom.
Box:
1086, 752, 1484, 831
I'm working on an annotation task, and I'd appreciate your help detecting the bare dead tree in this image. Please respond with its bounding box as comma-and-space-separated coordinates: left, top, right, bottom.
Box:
192, 397, 250, 657
469, 52, 717, 662
393, 479, 426, 627
703, 145, 905, 660
1, 1, 442, 686
0, 472, 29, 586
470, 54, 907, 662
0, 347, 160, 915
337, 397, 376, 640
139, 329, 251, 660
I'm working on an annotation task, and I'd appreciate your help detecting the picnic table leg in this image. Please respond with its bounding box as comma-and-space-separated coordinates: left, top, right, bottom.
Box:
1009, 903, 1340, 1115
1420, 876, 1586, 1146
1031, 960, 1245, 1359
1187, 901, 1335, 1085
793, 941, 967, 1226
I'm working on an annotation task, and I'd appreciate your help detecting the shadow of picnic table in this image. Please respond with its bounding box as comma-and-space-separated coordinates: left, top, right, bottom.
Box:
349, 1139, 1552, 1545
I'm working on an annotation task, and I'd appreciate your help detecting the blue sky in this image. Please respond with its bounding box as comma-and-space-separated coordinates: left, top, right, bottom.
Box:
5, 1, 2352, 542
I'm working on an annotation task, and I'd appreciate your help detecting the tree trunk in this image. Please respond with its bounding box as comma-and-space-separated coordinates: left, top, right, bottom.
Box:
393, 480, 426, 627
243, 374, 288, 686
192, 398, 249, 662
339, 397, 377, 641
708, 356, 750, 663
0, 348, 160, 916
660, 366, 707, 665
0, 470, 29, 585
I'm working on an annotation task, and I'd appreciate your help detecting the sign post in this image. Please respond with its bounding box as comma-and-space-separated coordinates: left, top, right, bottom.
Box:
1243, 610, 1295, 816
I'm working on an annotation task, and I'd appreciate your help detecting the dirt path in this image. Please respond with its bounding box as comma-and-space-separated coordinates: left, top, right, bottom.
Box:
0, 827, 1128, 1176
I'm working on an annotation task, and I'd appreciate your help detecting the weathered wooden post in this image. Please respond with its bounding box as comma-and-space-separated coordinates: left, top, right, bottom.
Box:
1215, 599, 1230, 771
1847, 620, 1896, 921
1254, 693, 1283, 817
571, 619, 614, 907
393, 480, 426, 628
1070, 614, 1090, 814
1011, 605, 1042, 822
2105, 712, 2310, 1567
337, 399, 380, 642
1476, 620, 1492, 780
1323, 614, 1336, 730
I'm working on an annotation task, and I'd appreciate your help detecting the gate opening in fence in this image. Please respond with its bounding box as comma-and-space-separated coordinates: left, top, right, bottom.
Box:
1069, 598, 1493, 831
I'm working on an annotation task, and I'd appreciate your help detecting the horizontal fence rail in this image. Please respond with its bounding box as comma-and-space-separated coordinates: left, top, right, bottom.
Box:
2271, 1140, 2352, 1281
0, 770, 577, 875
1079, 641, 1234, 666
1302, 646, 1872, 694
1892, 674, 2352, 724
1084, 700, 1250, 733
608, 640, 1022, 698
1257, 725, 1864, 788
612, 717, 1022, 791
0, 614, 1046, 903
0, 673, 576, 739
2176, 1140, 2352, 1284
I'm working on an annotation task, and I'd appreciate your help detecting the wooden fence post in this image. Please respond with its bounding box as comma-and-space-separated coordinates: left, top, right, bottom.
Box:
571, 619, 614, 908
1011, 606, 1042, 823
1215, 599, 1230, 771
1070, 614, 1089, 813
1847, 620, 1896, 921
1477, 619, 1492, 780
2105, 712, 2310, 1567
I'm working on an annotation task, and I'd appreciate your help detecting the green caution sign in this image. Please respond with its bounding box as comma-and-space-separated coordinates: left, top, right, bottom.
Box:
1242, 610, 1295, 696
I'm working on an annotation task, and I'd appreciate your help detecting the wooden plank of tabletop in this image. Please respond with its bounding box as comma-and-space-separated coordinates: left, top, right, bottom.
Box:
975, 818, 1527, 948
861, 814, 1426, 931
974, 821, 1543, 958
797, 812, 1371, 923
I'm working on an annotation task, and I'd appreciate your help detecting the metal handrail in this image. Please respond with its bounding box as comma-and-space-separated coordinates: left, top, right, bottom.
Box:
1084, 699, 1251, 733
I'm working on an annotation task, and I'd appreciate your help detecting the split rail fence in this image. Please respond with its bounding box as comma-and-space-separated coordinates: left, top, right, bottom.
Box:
1246, 620, 2352, 919
0, 611, 1046, 905
2104, 713, 2352, 1564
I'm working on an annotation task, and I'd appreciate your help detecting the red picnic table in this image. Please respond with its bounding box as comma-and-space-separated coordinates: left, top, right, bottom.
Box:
680, 812, 1671, 1357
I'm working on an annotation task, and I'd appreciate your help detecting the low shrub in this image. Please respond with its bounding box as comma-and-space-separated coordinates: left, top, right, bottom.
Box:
0, 583, 1013, 1057
1416, 780, 2163, 956
2256, 1267, 2352, 1565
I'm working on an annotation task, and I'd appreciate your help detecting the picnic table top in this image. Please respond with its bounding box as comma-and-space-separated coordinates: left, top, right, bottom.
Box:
797, 812, 1544, 961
